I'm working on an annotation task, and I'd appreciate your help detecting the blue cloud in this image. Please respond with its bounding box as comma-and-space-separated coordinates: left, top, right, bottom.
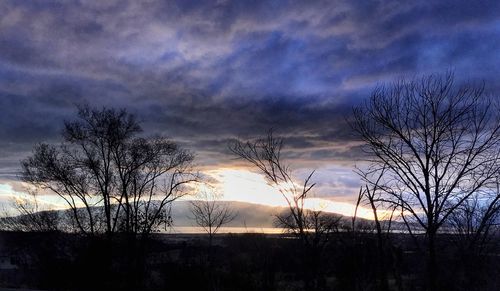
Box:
0, 0, 499, 197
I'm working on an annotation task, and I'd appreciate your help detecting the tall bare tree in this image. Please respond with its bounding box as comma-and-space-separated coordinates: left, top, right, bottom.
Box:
230, 131, 341, 289
353, 167, 399, 291
21, 106, 196, 237
352, 72, 500, 290
189, 189, 236, 247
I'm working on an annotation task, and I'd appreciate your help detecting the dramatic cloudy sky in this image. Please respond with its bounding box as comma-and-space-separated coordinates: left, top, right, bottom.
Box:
0, 0, 499, 214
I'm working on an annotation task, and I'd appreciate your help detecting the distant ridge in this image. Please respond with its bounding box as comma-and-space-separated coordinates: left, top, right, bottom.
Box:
170, 200, 283, 227
1, 200, 382, 231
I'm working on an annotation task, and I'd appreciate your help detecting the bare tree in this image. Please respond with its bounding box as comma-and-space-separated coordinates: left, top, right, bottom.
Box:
351, 72, 500, 290
21, 106, 196, 237
230, 132, 341, 244
448, 184, 500, 253
444, 183, 500, 290
230, 131, 341, 289
353, 167, 400, 291
189, 189, 236, 247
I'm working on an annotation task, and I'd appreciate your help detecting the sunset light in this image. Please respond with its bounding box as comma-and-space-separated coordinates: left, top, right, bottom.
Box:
0, 1, 499, 289
198, 168, 377, 220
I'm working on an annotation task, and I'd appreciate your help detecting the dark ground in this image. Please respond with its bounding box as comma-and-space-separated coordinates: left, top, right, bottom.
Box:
0, 231, 498, 291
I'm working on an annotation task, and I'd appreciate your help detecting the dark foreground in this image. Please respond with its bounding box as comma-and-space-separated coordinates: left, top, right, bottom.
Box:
0, 231, 498, 291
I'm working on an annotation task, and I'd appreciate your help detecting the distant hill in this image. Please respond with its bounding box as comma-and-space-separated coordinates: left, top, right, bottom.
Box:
170, 200, 283, 227
1, 200, 385, 231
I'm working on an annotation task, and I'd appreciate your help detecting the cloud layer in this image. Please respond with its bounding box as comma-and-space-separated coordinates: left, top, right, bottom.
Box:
0, 0, 499, 202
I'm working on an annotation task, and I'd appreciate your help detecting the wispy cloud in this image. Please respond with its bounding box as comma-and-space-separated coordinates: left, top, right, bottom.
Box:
0, 0, 499, 203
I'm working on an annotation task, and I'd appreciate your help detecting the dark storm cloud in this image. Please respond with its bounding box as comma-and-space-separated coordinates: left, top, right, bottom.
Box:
0, 0, 499, 195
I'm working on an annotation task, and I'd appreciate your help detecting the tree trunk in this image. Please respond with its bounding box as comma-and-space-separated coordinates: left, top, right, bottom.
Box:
373, 203, 389, 291
376, 238, 390, 291
427, 230, 438, 291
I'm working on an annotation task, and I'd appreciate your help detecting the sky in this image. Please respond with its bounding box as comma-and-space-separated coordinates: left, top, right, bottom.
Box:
0, 0, 499, 216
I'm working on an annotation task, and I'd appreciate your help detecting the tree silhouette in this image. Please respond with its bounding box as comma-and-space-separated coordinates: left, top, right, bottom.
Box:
230, 131, 341, 290
21, 105, 196, 237
189, 188, 236, 247
352, 72, 500, 290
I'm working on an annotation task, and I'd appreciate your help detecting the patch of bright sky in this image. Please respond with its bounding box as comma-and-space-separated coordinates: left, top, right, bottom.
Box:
199, 168, 378, 220
0, 169, 382, 221
0, 183, 69, 214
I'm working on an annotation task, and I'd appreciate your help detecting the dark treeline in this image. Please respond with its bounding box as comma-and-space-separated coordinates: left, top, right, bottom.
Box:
0, 229, 498, 291
0, 73, 500, 291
